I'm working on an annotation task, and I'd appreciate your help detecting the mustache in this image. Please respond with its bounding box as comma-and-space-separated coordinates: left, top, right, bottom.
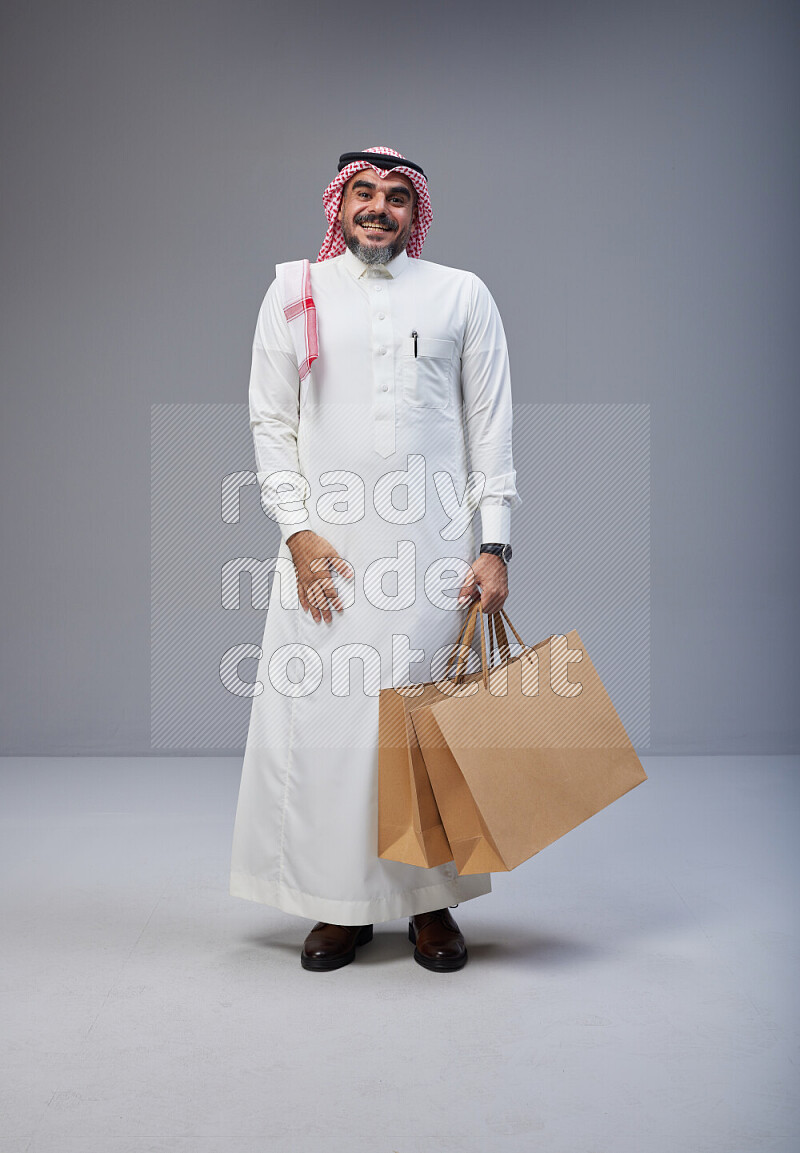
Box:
354, 213, 398, 232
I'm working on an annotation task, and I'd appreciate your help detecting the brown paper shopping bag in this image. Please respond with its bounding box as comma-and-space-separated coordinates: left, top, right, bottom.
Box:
377, 678, 452, 868
377, 605, 487, 869
408, 602, 648, 875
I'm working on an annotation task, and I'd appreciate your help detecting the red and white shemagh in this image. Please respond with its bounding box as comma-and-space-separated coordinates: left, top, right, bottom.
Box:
281, 146, 431, 382
277, 259, 318, 382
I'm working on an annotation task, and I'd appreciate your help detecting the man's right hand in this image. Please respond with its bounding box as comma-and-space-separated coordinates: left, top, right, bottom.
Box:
286, 530, 353, 624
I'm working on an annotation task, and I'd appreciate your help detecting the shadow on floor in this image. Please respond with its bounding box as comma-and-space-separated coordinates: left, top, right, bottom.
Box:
241, 925, 604, 969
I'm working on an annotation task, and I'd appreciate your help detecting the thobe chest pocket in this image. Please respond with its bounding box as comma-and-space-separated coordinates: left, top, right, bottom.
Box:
398, 336, 456, 410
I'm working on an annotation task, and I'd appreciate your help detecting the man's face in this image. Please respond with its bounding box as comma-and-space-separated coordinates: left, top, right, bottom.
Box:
337, 169, 416, 265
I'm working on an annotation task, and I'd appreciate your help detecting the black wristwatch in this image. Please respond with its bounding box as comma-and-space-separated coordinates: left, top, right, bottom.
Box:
480, 542, 512, 565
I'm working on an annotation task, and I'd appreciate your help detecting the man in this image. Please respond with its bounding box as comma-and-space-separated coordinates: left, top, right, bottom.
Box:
230, 146, 521, 973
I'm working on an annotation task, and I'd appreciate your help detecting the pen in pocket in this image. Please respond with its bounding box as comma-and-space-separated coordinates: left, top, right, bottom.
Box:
411, 330, 418, 358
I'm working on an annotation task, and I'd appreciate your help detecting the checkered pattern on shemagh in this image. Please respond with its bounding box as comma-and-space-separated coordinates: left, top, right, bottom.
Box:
317, 145, 433, 262
277, 259, 318, 382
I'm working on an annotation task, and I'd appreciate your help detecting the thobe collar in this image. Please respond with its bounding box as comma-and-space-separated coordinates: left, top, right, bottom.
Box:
342, 246, 410, 281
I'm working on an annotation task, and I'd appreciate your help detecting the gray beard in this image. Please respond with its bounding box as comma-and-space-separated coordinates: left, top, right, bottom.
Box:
344, 234, 401, 265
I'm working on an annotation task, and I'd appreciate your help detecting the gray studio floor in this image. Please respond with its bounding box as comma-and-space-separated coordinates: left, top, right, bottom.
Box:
1, 755, 797, 1153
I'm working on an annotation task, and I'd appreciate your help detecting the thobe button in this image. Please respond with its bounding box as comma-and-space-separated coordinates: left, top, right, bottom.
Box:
378, 346, 387, 355
382, 384, 389, 392
377, 312, 385, 320
375, 286, 383, 293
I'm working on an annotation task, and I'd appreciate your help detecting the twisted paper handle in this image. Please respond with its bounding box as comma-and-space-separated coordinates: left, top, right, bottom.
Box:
443, 603, 537, 686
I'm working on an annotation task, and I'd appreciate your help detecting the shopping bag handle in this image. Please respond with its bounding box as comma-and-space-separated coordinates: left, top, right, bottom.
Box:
446, 604, 490, 690
445, 599, 480, 662
475, 605, 539, 679
444, 603, 536, 687
496, 607, 538, 671
443, 600, 481, 679
487, 611, 510, 665
449, 600, 526, 662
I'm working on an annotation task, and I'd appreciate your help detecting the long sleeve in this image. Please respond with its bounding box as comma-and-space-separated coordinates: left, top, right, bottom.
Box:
460, 274, 523, 545
249, 278, 312, 546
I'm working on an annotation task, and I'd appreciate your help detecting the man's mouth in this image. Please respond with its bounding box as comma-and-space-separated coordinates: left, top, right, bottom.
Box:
357, 219, 395, 235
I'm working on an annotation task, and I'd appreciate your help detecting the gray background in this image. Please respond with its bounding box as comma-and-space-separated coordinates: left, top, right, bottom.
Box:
1, 0, 797, 755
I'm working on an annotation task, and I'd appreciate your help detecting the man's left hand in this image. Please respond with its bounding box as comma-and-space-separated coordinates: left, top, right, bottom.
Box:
456, 553, 509, 615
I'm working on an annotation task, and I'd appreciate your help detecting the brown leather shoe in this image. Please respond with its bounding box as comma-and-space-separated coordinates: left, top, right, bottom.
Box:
408, 907, 468, 972
300, 922, 373, 971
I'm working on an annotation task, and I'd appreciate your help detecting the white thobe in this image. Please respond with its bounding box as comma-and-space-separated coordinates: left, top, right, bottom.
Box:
229, 245, 522, 925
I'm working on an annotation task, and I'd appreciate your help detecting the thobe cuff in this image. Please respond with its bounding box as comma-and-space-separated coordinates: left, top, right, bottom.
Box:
479, 504, 512, 547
